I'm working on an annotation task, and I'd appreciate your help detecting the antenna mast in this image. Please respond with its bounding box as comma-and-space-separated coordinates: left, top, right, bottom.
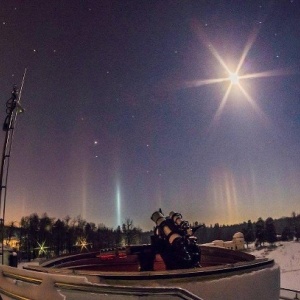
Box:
0, 69, 26, 264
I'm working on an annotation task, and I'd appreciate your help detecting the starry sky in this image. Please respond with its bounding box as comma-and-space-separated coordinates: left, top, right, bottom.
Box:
0, 0, 300, 230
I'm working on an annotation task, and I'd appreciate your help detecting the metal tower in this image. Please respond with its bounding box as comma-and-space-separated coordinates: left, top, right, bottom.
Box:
0, 70, 26, 264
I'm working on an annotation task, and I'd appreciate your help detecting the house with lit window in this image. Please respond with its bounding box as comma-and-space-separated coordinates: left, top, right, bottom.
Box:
3, 236, 20, 250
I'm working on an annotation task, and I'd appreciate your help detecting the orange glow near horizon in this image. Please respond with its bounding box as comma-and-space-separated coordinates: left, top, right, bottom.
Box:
211, 168, 239, 225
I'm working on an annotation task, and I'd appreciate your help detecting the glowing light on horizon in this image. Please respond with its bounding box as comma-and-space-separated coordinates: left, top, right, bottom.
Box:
116, 181, 121, 227
35, 241, 49, 256
81, 167, 87, 220
211, 168, 239, 224
75, 237, 91, 252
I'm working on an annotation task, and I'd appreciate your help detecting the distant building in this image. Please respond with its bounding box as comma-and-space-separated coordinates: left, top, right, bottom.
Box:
204, 232, 245, 250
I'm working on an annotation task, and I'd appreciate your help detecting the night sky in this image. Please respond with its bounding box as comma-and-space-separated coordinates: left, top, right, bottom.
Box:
0, 1, 300, 230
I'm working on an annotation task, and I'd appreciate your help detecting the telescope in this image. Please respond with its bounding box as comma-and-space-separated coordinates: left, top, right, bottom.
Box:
151, 209, 201, 270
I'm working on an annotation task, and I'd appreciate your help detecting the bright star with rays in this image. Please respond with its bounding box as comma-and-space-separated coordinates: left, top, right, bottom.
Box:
35, 241, 49, 256
75, 237, 91, 252
186, 22, 293, 123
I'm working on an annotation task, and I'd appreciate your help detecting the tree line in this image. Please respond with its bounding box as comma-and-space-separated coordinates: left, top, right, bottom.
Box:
3, 211, 300, 259
193, 212, 300, 247
4, 213, 147, 259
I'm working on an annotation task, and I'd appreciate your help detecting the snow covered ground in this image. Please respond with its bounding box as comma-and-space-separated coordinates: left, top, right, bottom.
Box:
249, 241, 300, 291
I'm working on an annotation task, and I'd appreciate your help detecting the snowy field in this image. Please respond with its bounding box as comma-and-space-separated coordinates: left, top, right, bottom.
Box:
250, 241, 300, 291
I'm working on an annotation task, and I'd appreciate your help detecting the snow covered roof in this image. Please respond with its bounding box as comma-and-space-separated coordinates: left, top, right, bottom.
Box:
233, 232, 244, 239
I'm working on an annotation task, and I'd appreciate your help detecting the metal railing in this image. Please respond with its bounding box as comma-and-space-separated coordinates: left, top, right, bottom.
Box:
1, 264, 293, 299
0, 265, 202, 300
